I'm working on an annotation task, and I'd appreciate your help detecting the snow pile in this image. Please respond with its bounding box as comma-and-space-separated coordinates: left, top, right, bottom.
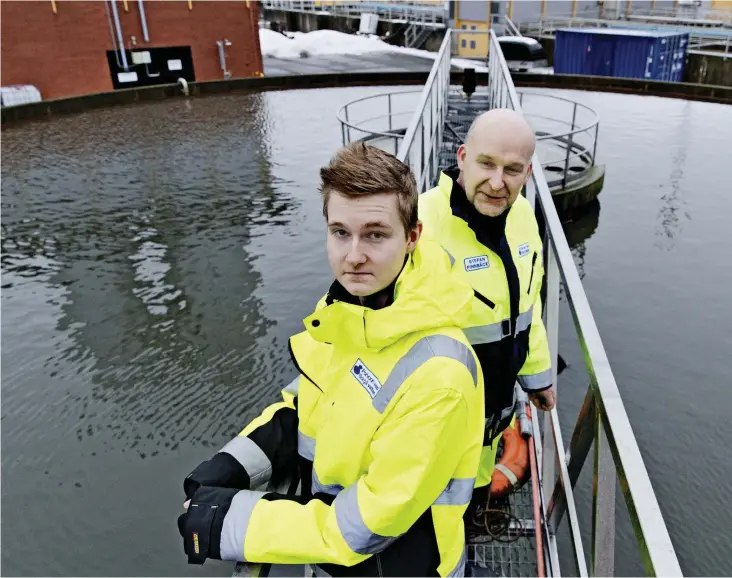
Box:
260, 29, 396, 59
259, 28, 489, 72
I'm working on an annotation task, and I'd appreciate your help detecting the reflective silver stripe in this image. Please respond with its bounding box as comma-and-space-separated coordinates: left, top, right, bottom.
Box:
448, 548, 467, 577
373, 335, 478, 413
219, 490, 266, 561
312, 469, 343, 496
518, 369, 552, 391
516, 306, 534, 333
463, 306, 534, 345
220, 436, 272, 489
463, 322, 505, 345
433, 478, 475, 506
283, 376, 299, 396
298, 430, 315, 461
494, 463, 519, 487
443, 247, 456, 267
334, 483, 398, 555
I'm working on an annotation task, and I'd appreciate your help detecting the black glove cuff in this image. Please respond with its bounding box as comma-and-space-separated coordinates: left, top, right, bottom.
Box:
184, 452, 251, 499
181, 486, 240, 564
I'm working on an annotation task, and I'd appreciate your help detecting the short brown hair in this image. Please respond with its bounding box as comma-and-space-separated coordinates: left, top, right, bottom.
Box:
319, 142, 418, 235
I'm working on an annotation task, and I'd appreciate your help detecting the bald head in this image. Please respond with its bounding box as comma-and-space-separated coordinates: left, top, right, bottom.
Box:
466, 108, 536, 160
457, 108, 535, 217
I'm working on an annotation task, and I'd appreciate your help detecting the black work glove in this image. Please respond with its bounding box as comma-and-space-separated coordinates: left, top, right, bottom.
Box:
177, 486, 240, 564
183, 452, 251, 501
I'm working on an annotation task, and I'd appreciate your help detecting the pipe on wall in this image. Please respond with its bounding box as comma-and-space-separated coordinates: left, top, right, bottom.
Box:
109, 0, 129, 70
138, 0, 150, 42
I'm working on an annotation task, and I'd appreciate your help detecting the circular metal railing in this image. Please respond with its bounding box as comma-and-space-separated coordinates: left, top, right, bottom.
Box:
336, 87, 600, 191
336, 90, 423, 157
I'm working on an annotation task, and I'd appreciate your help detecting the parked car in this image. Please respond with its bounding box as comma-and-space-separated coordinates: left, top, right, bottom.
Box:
496, 36, 549, 72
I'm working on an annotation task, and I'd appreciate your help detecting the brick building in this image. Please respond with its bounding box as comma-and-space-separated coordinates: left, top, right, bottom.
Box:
1, 0, 263, 100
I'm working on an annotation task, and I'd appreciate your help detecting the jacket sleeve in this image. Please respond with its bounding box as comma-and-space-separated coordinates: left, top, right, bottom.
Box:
518, 273, 553, 393
213, 365, 472, 566
183, 377, 300, 499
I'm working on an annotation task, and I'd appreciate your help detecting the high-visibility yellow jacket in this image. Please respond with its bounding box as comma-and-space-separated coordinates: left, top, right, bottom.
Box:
181, 237, 484, 577
419, 168, 552, 450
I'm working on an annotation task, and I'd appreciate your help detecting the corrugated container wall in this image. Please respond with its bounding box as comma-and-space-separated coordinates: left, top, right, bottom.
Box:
553, 28, 689, 82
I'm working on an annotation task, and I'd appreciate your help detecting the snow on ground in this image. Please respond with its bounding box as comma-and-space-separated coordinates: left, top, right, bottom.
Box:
260, 28, 490, 72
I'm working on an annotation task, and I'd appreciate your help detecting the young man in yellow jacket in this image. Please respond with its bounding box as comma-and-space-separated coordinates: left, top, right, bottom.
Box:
419, 109, 555, 528
177, 143, 485, 577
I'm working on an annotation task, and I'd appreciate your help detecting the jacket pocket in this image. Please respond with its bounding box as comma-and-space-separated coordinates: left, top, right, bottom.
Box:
473, 289, 496, 310
527, 252, 538, 295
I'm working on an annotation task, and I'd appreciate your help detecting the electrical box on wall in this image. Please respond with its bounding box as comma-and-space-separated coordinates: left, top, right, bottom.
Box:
107, 46, 195, 90
131, 51, 152, 65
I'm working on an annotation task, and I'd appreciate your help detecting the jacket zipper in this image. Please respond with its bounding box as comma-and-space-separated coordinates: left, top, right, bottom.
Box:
376, 553, 384, 577
527, 252, 538, 295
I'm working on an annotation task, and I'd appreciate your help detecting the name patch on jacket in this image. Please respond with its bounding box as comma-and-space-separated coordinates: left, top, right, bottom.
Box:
351, 360, 382, 398
464, 255, 490, 272
518, 243, 530, 257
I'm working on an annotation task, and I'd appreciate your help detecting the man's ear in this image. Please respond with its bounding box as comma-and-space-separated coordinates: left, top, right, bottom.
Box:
407, 221, 423, 252
456, 144, 467, 171
525, 162, 533, 182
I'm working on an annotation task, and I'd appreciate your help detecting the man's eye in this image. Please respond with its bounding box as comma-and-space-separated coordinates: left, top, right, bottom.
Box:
332, 229, 347, 237
369, 232, 386, 240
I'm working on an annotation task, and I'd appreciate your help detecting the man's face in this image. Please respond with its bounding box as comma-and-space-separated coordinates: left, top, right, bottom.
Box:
456, 131, 533, 217
326, 192, 420, 297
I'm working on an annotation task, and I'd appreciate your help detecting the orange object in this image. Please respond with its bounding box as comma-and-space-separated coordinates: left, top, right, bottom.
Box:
489, 418, 530, 498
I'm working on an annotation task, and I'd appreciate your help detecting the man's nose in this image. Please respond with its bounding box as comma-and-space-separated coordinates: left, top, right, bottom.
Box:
488, 168, 504, 191
345, 239, 367, 265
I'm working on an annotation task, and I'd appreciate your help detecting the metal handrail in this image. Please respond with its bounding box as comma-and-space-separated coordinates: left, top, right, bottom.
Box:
261, 0, 448, 27
396, 27, 683, 577
336, 90, 422, 141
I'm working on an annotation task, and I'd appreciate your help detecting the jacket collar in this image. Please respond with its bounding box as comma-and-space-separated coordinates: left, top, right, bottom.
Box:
442, 165, 510, 252
324, 260, 403, 310
302, 238, 474, 352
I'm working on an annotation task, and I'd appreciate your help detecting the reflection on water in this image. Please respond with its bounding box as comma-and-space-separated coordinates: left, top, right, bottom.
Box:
656, 111, 692, 249
2, 93, 289, 456
559, 199, 600, 280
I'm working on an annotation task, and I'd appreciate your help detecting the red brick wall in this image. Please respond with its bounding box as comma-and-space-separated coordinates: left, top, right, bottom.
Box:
0, 0, 262, 100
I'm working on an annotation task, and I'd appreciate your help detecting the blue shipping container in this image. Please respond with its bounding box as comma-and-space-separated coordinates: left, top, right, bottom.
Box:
553, 28, 689, 82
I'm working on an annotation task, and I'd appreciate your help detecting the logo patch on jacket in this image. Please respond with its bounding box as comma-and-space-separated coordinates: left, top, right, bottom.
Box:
464, 255, 490, 272
351, 359, 382, 398
518, 243, 530, 257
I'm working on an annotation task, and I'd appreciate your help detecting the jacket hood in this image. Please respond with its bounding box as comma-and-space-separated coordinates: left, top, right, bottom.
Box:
302, 237, 474, 351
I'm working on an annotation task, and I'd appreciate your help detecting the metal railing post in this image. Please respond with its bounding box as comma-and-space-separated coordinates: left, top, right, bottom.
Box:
388, 93, 392, 132
562, 103, 577, 188
542, 239, 560, 512
344, 106, 351, 144
592, 406, 617, 577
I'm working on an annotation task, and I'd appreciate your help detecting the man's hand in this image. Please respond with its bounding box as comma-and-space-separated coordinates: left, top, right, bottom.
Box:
528, 387, 556, 411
